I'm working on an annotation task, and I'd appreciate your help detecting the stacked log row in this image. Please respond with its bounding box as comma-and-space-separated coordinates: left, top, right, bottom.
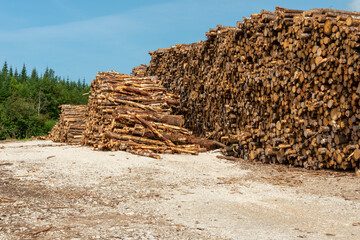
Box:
132, 64, 148, 77
48, 105, 88, 144
82, 71, 219, 159
145, 7, 360, 170
48, 122, 60, 141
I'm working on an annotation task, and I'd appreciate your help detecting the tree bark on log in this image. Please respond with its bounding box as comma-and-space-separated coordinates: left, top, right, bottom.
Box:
144, 7, 360, 171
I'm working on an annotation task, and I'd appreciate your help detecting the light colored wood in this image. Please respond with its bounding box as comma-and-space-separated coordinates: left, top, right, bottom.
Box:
80, 71, 219, 158
145, 7, 360, 170
48, 105, 88, 144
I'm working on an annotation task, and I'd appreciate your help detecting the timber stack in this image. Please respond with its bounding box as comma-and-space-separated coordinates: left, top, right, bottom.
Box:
48, 105, 88, 144
145, 7, 360, 171
82, 71, 219, 159
132, 64, 148, 77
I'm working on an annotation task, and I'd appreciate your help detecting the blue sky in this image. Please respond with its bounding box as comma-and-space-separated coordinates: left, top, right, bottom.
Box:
0, 0, 357, 83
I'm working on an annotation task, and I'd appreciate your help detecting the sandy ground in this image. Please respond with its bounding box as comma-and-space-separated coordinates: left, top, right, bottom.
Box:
0, 140, 360, 239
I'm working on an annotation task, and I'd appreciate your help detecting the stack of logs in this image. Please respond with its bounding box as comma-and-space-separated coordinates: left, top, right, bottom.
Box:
145, 7, 360, 170
132, 64, 148, 77
82, 71, 219, 159
48, 105, 88, 144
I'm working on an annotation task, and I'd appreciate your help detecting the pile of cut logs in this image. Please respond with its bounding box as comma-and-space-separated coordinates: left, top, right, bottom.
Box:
82, 71, 220, 159
48, 105, 88, 144
145, 7, 360, 170
132, 64, 147, 77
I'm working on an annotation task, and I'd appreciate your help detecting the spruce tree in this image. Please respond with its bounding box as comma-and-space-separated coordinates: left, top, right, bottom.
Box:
20, 64, 27, 82
1, 61, 8, 77
14, 69, 19, 80
30, 68, 38, 82
9, 66, 13, 76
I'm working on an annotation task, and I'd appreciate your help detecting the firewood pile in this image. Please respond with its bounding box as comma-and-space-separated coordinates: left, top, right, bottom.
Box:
82, 71, 220, 159
47, 122, 60, 140
132, 64, 147, 77
48, 105, 88, 144
145, 7, 360, 170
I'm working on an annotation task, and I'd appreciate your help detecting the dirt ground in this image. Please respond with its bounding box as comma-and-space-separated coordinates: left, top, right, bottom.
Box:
0, 140, 360, 240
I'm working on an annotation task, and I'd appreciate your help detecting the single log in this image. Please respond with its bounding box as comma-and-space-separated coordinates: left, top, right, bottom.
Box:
104, 131, 165, 146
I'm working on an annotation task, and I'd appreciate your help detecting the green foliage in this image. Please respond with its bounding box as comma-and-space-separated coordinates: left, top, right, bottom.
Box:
0, 61, 90, 140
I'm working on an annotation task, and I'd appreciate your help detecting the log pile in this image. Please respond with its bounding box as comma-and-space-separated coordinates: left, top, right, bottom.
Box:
82, 71, 220, 159
48, 105, 88, 144
132, 64, 147, 77
145, 7, 360, 171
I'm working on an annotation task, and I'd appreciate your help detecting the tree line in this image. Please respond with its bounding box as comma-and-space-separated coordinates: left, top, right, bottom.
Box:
0, 61, 90, 140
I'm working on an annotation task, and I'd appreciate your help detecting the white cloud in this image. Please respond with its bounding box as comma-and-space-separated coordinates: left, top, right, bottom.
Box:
0, 0, 249, 42
0, 14, 144, 42
0, 0, 250, 81
350, 0, 360, 11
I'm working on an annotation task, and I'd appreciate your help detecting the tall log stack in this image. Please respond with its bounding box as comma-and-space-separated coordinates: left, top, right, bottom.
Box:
145, 7, 360, 171
132, 64, 148, 77
48, 105, 88, 144
82, 71, 219, 159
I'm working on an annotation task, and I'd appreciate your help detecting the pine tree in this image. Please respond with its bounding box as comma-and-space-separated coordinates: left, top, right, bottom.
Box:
44, 67, 50, 79
77, 78, 82, 89
14, 69, 19, 81
9, 66, 13, 76
20, 64, 27, 82
0, 60, 90, 139
2, 61, 8, 76
66, 77, 70, 89
0, 61, 10, 102
30, 68, 38, 82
